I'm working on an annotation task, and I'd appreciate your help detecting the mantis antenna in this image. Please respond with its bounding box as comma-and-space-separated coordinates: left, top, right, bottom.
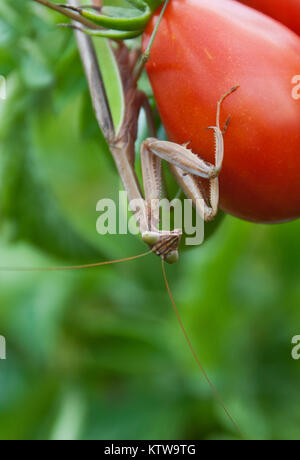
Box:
161, 258, 246, 441
0, 251, 152, 272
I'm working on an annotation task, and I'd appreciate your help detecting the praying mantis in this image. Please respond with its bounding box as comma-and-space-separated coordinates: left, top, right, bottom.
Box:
34, 0, 238, 264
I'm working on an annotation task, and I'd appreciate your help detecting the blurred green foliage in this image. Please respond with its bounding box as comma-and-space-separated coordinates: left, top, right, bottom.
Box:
0, 0, 300, 441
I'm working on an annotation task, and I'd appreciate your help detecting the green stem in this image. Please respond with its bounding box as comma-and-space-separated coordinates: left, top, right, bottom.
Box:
143, 0, 169, 58
133, 0, 170, 81
34, 0, 165, 39
80, 1, 153, 32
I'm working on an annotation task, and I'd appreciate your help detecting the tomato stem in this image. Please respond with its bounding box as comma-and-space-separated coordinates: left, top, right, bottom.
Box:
133, 0, 170, 82
79, 1, 153, 32
33, 0, 165, 39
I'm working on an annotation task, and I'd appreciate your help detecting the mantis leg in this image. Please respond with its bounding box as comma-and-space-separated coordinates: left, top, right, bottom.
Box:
140, 87, 238, 222
140, 97, 182, 263
170, 166, 220, 222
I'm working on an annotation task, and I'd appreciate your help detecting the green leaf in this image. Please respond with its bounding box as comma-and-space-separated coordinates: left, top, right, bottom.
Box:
93, 38, 125, 134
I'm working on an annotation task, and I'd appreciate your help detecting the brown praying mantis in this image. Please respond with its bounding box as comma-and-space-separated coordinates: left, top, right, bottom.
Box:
34, 0, 238, 264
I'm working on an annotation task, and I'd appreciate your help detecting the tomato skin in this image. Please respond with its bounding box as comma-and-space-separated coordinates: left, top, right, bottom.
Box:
237, 0, 300, 36
143, 0, 300, 223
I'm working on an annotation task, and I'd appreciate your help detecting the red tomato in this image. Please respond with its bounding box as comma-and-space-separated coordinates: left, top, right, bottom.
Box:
143, 0, 300, 223
237, 0, 300, 36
